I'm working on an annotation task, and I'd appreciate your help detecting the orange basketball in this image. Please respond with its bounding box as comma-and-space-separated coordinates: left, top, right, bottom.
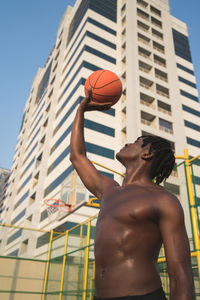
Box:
84, 70, 122, 106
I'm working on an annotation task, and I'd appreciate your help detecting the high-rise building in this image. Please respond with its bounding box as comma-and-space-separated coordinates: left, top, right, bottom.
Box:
1, 0, 199, 258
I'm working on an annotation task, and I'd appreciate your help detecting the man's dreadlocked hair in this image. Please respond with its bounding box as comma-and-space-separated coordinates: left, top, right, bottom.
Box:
139, 135, 175, 185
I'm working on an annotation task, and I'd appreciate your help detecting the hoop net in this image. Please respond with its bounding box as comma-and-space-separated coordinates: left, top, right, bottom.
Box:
44, 199, 72, 221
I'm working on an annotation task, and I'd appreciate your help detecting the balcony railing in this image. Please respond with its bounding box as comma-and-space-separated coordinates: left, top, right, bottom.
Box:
158, 107, 171, 115
139, 66, 151, 73
138, 24, 149, 32
159, 125, 173, 134
153, 45, 164, 54
139, 52, 151, 60
154, 60, 166, 67
152, 32, 163, 40
155, 74, 168, 82
138, 37, 150, 45
137, 12, 149, 21
141, 118, 152, 126
140, 82, 153, 90
141, 99, 155, 109
157, 90, 169, 98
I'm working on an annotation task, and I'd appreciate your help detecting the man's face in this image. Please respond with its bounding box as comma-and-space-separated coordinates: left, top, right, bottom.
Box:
116, 137, 147, 163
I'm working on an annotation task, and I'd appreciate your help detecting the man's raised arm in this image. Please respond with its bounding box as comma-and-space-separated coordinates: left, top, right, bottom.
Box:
70, 93, 117, 199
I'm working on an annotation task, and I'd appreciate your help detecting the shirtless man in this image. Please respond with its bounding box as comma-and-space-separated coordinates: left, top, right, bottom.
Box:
70, 92, 194, 300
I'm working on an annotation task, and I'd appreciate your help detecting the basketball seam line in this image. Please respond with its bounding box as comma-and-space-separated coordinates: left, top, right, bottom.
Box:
93, 70, 107, 89
92, 78, 120, 89
92, 93, 121, 97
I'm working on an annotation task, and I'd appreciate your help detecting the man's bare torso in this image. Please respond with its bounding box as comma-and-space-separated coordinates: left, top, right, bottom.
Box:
94, 183, 164, 298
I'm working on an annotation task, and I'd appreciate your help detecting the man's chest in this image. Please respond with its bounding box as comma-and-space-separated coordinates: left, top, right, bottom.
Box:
98, 187, 158, 224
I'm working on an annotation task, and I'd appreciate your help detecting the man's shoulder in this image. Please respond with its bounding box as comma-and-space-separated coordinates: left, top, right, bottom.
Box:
154, 185, 184, 220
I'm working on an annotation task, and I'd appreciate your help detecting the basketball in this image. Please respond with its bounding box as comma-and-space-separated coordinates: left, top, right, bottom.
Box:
84, 70, 122, 106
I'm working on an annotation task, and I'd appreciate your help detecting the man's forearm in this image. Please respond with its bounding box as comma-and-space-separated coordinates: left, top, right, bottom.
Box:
170, 278, 195, 300
70, 104, 86, 159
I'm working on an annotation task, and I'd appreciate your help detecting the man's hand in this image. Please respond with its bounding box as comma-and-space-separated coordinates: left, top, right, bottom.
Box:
81, 88, 112, 111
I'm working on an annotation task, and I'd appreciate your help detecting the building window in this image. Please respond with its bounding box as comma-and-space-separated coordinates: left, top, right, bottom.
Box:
35, 61, 52, 104
139, 61, 152, 74
11, 209, 26, 225
36, 232, 51, 248
138, 33, 151, 46
172, 29, 192, 62
156, 84, 169, 98
137, 20, 150, 32
23, 143, 37, 165
152, 28, 163, 40
153, 41, 165, 54
182, 105, 200, 117
84, 119, 115, 137
138, 46, 151, 60
20, 157, 35, 179
137, 0, 148, 9
176, 63, 194, 75
150, 5, 161, 17
86, 142, 114, 159
141, 111, 156, 128
153, 54, 166, 67
17, 174, 32, 194
186, 137, 200, 148
140, 93, 155, 109
44, 165, 74, 197
157, 100, 171, 115
8, 249, 19, 257
180, 90, 199, 102
155, 69, 168, 82
137, 8, 149, 21
14, 190, 29, 209
7, 229, 22, 244
184, 120, 199, 132
47, 147, 70, 175
151, 17, 162, 28
159, 118, 173, 134
40, 210, 48, 222
140, 76, 154, 90
178, 76, 196, 88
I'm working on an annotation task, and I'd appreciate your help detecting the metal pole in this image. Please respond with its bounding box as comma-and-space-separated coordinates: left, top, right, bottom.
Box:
89, 260, 95, 300
82, 218, 91, 300
161, 247, 168, 295
190, 163, 200, 231
59, 231, 69, 300
184, 149, 200, 278
42, 230, 54, 300
76, 224, 83, 300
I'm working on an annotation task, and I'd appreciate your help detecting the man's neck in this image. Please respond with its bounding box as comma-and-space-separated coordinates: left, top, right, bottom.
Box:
122, 163, 152, 187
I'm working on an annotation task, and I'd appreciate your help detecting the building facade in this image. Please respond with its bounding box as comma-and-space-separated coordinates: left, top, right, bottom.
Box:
0, 167, 10, 219
1, 0, 199, 258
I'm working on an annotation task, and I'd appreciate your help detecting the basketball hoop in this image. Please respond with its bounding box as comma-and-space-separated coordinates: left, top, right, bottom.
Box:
44, 199, 72, 221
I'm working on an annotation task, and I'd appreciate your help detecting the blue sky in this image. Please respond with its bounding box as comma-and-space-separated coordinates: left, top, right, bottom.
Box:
0, 0, 199, 169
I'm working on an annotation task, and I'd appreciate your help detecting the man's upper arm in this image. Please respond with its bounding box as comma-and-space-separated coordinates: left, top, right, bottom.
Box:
70, 155, 116, 199
159, 194, 194, 294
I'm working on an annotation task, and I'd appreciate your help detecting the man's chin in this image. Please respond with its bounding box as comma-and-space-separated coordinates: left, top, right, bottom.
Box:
116, 152, 123, 163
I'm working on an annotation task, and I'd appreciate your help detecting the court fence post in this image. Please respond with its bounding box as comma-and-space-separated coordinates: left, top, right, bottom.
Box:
184, 149, 200, 278
59, 231, 69, 300
82, 218, 91, 300
42, 230, 54, 300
